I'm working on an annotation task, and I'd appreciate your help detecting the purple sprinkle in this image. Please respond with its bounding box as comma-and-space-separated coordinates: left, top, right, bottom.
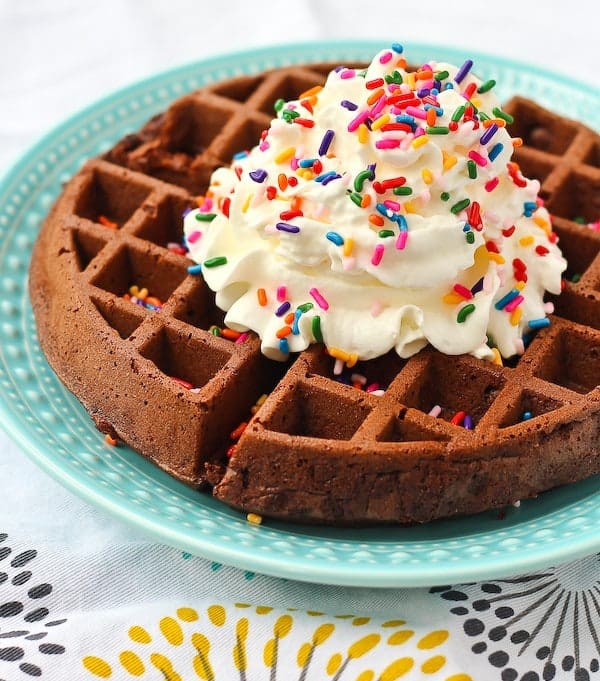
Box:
341, 99, 358, 111
318, 129, 335, 156
276, 222, 300, 233
334, 65, 345, 72
480, 123, 499, 145
249, 169, 268, 183
417, 87, 430, 97
368, 163, 377, 175
321, 173, 341, 185
182, 207, 193, 218
433, 79, 442, 90
463, 414, 473, 430
471, 277, 484, 295
454, 59, 473, 84
275, 301, 291, 316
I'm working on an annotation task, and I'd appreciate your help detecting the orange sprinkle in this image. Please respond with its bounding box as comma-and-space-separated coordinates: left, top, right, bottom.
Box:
98, 215, 118, 230
221, 328, 242, 341
291, 196, 303, 212
369, 214, 385, 227
194, 195, 206, 207
298, 85, 323, 99
257, 288, 267, 306
396, 57, 408, 70
367, 88, 385, 105
490, 347, 503, 366
443, 292, 464, 305
277, 173, 288, 191
510, 307, 523, 326
230, 422, 247, 440
484, 118, 506, 128
416, 69, 433, 80
361, 194, 372, 208
104, 434, 118, 446
144, 296, 163, 307
284, 312, 295, 325
426, 108, 437, 126
487, 252, 506, 265
512, 137, 523, 147
276, 326, 292, 339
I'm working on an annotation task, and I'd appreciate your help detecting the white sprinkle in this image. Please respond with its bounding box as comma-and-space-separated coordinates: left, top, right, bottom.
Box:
333, 358, 345, 375
428, 404, 442, 418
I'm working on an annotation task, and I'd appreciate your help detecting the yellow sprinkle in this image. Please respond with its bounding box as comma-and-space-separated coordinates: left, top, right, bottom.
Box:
443, 292, 464, 305
491, 347, 503, 365
82, 657, 112, 678
207, 605, 226, 626
422, 168, 433, 184
129, 625, 152, 644
519, 235, 534, 246
299, 85, 323, 99
510, 307, 523, 326
247, 513, 262, 525
128, 285, 139, 296
411, 135, 429, 149
298, 169, 314, 180
406, 72, 416, 90
380, 657, 414, 681
358, 123, 369, 144
421, 655, 446, 673
176, 607, 198, 622
404, 201, 417, 214
241, 194, 253, 213
343, 238, 354, 257
347, 353, 358, 369
442, 151, 457, 171
387, 629, 414, 645
371, 113, 390, 131
533, 215, 550, 233
275, 147, 295, 164
417, 630, 449, 649
515, 280, 526, 291
119, 651, 145, 676
471, 97, 482, 108
487, 252, 505, 265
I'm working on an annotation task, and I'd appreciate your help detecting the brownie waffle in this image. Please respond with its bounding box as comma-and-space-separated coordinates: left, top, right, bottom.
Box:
29, 64, 600, 524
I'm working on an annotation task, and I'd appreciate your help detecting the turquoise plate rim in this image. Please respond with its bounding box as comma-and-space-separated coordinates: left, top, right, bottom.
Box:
0, 40, 598, 588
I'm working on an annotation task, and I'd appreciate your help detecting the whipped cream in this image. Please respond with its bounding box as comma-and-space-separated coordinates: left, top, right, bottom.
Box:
184, 46, 566, 362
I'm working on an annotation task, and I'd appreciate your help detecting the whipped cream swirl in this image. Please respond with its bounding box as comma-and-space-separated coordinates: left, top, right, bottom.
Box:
184, 46, 566, 362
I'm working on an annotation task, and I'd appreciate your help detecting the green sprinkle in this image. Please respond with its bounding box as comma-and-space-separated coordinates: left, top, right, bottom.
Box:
466, 231, 475, 244
393, 186, 413, 195
573, 216, 586, 224
195, 212, 216, 222
457, 303, 476, 323
451, 198, 470, 214
492, 107, 514, 124
385, 70, 403, 85
570, 273, 582, 283
426, 126, 450, 135
282, 109, 300, 122
203, 256, 227, 268
209, 325, 221, 337
467, 160, 477, 179
378, 229, 395, 238
434, 70, 449, 81
349, 192, 363, 207
478, 112, 490, 122
451, 105, 466, 122
354, 169, 373, 193
274, 98, 285, 112
297, 302, 314, 313
312, 316, 323, 343
477, 79, 496, 94
440, 192, 450, 202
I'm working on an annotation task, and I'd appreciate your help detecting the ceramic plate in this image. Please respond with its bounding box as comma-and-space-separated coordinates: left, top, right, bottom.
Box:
0, 41, 598, 587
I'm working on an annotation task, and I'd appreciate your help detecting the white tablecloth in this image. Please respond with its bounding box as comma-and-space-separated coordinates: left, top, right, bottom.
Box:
1, 2, 598, 679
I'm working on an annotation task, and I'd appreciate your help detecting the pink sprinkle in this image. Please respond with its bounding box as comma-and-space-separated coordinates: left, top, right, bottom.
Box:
379, 51, 393, 64
259, 140, 270, 152
366, 382, 380, 393
371, 244, 385, 266
468, 150, 488, 167
371, 300, 383, 317
544, 301, 555, 314
514, 337, 525, 355
309, 287, 329, 310
405, 106, 427, 120
277, 286, 287, 302
383, 199, 401, 211
340, 68, 356, 79
414, 126, 426, 137
505, 295, 524, 312
370, 95, 386, 117
235, 332, 250, 344
485, 177, 500, 192
187, 230, 202, 244
428, 404, 442, 418
333, 358, 345, 375
376, 139, 400, 149
290, 157, 299, 171
348, 109, 370, 132
396, 231, 408, 250
200, 197, 213, 211
453, 283, 473, 299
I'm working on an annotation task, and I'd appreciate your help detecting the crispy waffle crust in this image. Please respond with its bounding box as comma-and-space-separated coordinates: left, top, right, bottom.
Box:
29, 65, 600, 524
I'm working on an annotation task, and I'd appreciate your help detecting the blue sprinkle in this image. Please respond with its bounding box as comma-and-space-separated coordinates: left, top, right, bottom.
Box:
292, 309, 302, 335
299, 158, 317, 168
233, 150, 249, 160
463, 223, 471, 232
528, 317, 551, 330
340, 99, 358, 111
488, 142, 504, 161
376, 203, 394, 220
187, 264, 203, 275
391, 42, 403, 53
494, 288, 520, 310
522, 411, 533, 421
395, 114, 416, 130
275, 301, 291, 317
276, 222, 300, 233
395, 214, 408, 231
249, 168, 267, 183
315, 170, 337, 183
279, 337, 289, 354
444, 82, 454, 90
326, 231, 344, 246
424, 104, 443, 116
321, 173, 341, 185
432, 83, 441, 93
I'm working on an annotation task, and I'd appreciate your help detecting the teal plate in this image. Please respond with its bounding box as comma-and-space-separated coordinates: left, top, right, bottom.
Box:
0, 42, 598, 587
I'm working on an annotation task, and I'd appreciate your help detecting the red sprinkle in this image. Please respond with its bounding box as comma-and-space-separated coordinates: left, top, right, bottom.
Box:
171, 376, 194, 390
502, 225, 516, 237
288, 176, 299, 187
535, 245, 550, 256
366, 77, 385, 89
451, 411, 466, 426
294, 117, 315, 128
222, 197, 231, 217
266, 186, 277, 200
226, 444, 237, 459
280, 209, 303, 220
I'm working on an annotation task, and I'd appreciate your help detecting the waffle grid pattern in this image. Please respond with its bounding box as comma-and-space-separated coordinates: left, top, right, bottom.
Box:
31, 65, 600, 523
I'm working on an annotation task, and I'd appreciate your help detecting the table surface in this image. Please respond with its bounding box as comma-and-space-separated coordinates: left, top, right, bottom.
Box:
1, 2, 598, 680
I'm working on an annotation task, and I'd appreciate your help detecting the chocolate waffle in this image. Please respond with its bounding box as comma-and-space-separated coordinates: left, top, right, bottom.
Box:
29, 64, 600, 524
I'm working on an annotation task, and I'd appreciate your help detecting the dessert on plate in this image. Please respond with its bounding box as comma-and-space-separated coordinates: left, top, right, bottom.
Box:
29, 45, 600, 524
